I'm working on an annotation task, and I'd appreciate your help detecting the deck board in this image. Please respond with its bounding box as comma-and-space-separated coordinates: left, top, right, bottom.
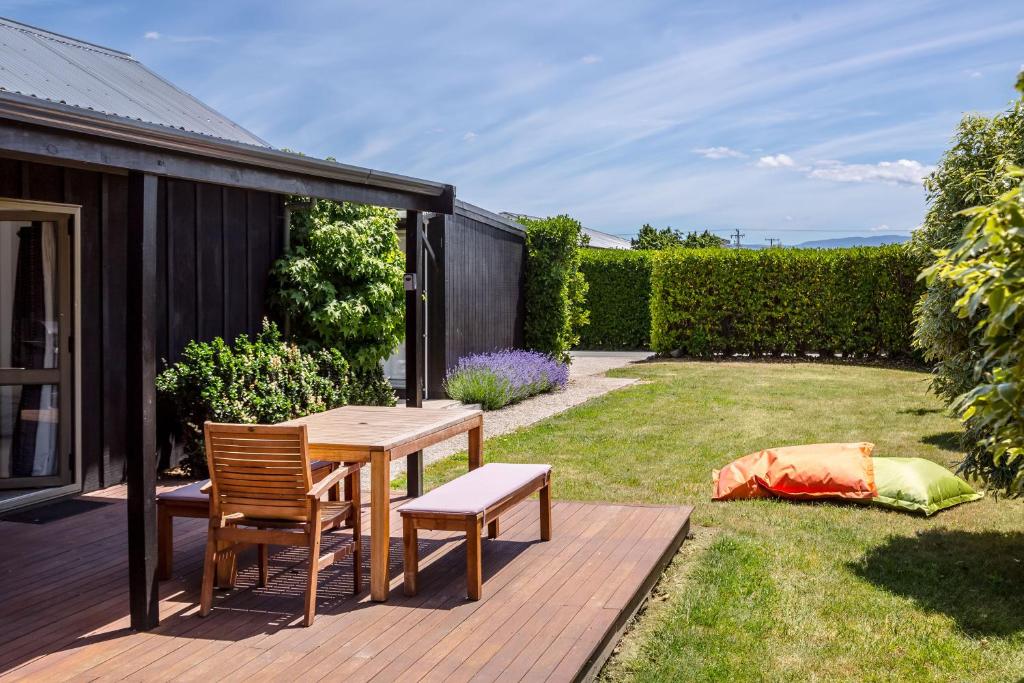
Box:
0, 484, 690, 682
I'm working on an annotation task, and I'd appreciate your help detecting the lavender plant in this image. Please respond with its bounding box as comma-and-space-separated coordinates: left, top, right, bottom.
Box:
444, 349, 569, 410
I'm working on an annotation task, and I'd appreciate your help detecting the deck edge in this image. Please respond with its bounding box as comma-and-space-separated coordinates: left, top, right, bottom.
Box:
573, 505, 694, 683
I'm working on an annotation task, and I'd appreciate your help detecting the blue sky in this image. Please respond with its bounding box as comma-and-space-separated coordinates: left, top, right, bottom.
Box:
4, 1, 1022, 243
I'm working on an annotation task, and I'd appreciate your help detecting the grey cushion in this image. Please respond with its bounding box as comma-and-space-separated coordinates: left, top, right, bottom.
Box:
398, 463, 551, 516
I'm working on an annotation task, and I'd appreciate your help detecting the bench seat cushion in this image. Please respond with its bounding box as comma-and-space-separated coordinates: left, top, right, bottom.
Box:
398, 463, 551, 516
158, 460, 336, 503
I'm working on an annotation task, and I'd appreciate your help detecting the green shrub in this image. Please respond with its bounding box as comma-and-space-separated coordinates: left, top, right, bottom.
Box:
650, 246, 923, 357
155, 320, 350, 475
269, 200, 405, 374
578, 248, 652, 349
518, 215, 589, 363
925, 166, 1024, 494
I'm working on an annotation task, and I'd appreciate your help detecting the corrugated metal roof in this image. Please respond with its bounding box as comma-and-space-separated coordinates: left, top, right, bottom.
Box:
0, 16, 268, 147
583, 227, 631, 250
500, 211, 633, 249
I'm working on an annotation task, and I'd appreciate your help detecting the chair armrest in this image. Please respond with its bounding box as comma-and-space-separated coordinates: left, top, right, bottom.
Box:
307, 462, 361, 499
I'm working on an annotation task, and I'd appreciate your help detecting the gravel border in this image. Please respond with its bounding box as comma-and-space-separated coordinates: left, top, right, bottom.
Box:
385, 351, 650, 481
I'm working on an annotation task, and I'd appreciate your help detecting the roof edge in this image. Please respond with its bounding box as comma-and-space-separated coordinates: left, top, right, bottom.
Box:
454, 200, 526, 236
0, 91, 454, 202
0, 16, 133, 59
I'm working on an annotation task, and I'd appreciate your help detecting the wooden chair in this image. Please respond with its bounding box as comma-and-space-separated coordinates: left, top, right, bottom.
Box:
198, 422, 362, 626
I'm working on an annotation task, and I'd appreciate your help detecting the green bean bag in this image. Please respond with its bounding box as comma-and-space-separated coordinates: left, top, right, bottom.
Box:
871, 457, 983, 515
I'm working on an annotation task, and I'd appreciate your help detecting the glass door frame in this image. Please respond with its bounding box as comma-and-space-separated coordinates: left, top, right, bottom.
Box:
0, 199, 81, 510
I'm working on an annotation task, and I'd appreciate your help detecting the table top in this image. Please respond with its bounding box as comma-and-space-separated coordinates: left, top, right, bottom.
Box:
280, 405, 482, 452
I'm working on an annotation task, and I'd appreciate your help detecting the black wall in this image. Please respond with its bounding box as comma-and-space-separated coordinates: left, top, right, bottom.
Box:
426, 204, 526, 395
0, 158, 284, 492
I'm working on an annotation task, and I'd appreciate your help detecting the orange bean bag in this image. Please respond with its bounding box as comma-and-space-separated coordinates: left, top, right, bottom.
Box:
712, 442, 876, 501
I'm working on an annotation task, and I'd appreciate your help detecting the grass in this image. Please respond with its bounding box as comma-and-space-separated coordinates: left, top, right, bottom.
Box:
394, 360, 1024, 681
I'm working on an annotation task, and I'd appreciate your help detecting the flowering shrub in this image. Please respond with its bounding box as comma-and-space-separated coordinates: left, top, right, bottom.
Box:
155, 320, 350, 475
444, 350, 569, 410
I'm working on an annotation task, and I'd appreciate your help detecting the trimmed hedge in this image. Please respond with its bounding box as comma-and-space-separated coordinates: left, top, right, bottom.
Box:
578, 248, 653, 349
650, 246, 924, 357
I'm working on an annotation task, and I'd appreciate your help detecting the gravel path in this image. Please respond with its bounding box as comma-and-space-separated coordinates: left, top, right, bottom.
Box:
387, 350, 651, 480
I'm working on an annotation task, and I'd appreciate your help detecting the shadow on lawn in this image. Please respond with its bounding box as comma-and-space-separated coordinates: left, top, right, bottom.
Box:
919, 431, 963, 452
850, 529, 1024, 637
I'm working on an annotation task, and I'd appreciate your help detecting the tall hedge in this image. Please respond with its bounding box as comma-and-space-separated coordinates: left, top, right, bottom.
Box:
650, 246, 924, 357
519, 215, 589, 363
578, 249, 652, 349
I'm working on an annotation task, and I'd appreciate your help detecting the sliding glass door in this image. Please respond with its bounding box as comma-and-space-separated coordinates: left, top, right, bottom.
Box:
0, 213, 72, 489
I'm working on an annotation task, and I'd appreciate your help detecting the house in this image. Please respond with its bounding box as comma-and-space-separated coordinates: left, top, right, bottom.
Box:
0, 16, 464, 628
500, 211, 632, 249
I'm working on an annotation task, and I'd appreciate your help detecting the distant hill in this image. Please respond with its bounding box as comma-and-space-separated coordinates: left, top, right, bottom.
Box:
795, 235, 909, 249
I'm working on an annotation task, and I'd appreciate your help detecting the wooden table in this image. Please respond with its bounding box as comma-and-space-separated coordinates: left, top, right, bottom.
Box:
281, 405, 484, 601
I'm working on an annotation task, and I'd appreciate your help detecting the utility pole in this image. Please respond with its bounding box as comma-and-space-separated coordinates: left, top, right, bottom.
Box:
766, 238, 780, 248
731, 228, 745, 248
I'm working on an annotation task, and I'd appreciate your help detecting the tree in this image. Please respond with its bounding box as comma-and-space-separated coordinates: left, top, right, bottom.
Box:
632, 224, 682, 250
268, 199, 404, 402
632, 224, 726, 250
911, 97, 1024, 406
916, 74, 1024, 493
680, 229, 728, 249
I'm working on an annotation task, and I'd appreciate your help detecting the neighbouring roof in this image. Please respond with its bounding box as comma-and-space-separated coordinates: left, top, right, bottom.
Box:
0, 16, 268, 147
500, 211, 632, 249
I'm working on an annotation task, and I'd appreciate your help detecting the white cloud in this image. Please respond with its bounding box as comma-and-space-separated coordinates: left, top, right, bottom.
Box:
580, 54, 602, 65
871, 223, 890, 232
694, 146, 746, 159
144, 31, 219, 44
463, 131, 478, 142
757, 153, 795, 168
144, 31, 161, 40
808, 159, 933, 186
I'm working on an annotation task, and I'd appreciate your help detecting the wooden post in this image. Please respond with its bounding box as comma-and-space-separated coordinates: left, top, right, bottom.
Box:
126, 171, 160, 630
405, 211, 425, 497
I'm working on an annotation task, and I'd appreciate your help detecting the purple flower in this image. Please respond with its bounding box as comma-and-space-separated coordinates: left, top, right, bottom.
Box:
444, 349, 569, 410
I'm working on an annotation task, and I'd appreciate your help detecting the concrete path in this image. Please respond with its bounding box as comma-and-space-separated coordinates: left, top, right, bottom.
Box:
388, 350, 651, 480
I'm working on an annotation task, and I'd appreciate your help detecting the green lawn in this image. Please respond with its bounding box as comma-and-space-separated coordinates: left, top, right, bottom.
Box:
394, 361, 1024, 682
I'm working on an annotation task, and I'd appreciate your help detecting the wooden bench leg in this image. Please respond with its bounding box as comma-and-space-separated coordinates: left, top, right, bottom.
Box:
466, 516, 483, 600
352, 475, 362, 594
540, 480, 552, 542
403, 517, 418, 596
488, 518, 499, 539
341, 471, 353, 528
157, 505, 172, 581
258, 544, 269, 587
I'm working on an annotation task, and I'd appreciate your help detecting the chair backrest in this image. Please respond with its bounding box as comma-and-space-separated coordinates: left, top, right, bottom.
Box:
204, 422, 314, 522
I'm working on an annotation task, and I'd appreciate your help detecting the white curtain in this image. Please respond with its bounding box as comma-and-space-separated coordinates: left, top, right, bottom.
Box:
32, 223, 58, 476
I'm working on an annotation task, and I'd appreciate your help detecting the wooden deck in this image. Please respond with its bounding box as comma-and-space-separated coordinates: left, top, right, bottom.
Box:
0, 485, 691, 682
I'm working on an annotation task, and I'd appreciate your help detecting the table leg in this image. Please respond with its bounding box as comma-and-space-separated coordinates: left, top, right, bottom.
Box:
370, 450, 391, 601
468, 424, 483, 470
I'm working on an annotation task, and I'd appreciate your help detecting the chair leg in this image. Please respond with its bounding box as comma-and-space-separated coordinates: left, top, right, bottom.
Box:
157, 506, 173, 581
540, 481, 552, 542
466, 516, 483, 601
352, 478, 362, 594
488, 518, 499, 539
199, 530, 218, 617
304, 527, 322, 626
403, 517, 418, 597
258, 544, 269, 588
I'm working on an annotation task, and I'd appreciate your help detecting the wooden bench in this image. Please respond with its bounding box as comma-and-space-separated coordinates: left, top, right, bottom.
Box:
398, 463, 552, 600
156, 459, 344, 581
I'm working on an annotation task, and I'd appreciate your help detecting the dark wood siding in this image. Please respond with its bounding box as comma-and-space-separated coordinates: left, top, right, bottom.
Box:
1, 158, 284, 491
426, 208, 526, 396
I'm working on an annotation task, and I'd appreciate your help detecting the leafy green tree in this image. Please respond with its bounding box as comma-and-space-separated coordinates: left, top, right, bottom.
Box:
518, 214, 589, 362
912, 97, 1024, 406
917, 74, 1024, 493
924, 165, 1024, 493
632, 224, 725, 250
269, 200, 404, 401
680, 230, 728, 249
632, 224, 682, 250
